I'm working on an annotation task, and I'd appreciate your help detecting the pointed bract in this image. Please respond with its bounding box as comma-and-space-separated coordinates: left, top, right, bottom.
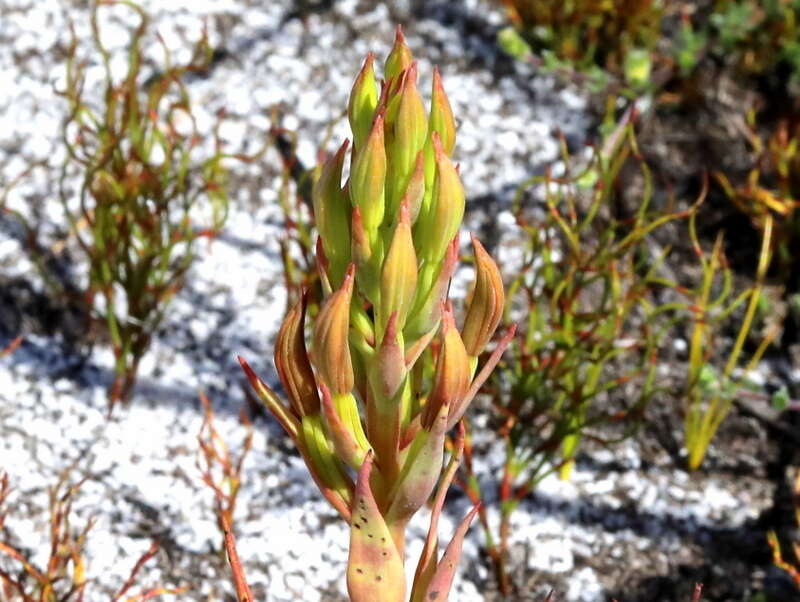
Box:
347, 452, 406, 602
422, 504, 480, 601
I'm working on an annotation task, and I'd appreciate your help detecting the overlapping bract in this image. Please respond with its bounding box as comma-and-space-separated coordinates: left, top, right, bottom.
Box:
240, 27, 512, 601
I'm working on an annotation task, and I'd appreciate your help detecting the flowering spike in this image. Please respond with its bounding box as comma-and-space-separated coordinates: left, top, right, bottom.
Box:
242, 33, 510, 600
313, 264, 355, 394
347, 451, 406, 602
348, 53, 379, 151
462, 235, 505, 356
274, 294, 319, 418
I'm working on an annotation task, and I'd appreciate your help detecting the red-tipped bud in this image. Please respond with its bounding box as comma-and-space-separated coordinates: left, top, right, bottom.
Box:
379, 201, 418, 335
462, 235, 505, 356
384, 25, 413, 87
422, 303, 470, 430
429, 67, 456, 156
350, 114, 386, 237
313, 264, 356, 395
275, 294, 320, 417
348, 53, 379, 151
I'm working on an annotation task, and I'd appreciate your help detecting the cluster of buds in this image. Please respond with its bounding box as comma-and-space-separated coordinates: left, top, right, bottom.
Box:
240, 27, 513, 602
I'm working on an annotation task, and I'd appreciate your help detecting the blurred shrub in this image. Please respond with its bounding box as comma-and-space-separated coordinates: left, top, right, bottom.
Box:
58, 1, 230, 410
708, 0, 800, 88
768, 469, 800, 589
497, 0, 664, 92
716, 112, 800, 288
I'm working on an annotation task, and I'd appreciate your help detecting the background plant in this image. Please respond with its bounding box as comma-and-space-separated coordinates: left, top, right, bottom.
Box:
196, 392, 255, 602
456, 128, 692, 594
680, 205, 777, 470
0, 470, 182, 601
239, 28, 514, 601
58, 1, 230, 410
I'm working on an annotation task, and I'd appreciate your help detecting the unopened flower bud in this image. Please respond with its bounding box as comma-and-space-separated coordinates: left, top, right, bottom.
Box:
348, 53, 379, 151
416, 133, 465, 265
379, 201, 417, 335
386, 63, 427, 216
350, 114, 386, 238
275, 294, 320, 417
462, 235, 504, 356
313, 140, 352, 287
422, 303, 470, 430
423, 67, 456, 191
429, 67, 455, 157
384, 26, 413, 88
313, 264, 356, 395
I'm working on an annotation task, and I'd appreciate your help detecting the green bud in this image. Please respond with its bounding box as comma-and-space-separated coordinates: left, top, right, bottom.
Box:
379, 201, 418, 336
350, 114, 386, 239
313, 139, 352, 287
384, 26, 413, 88
415, 133, 465, 265
386, 63, 427, 216
429, 67, 455, 157
348, 53, 379, 151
